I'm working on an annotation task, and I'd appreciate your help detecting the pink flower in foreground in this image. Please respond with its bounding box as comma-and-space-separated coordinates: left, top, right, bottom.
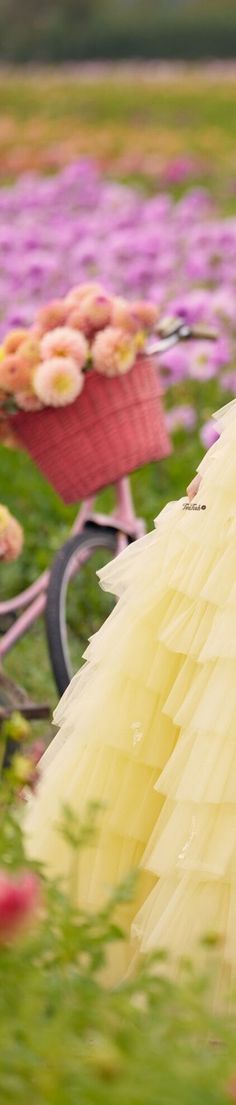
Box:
34, 356, 84, 406
0, 870, 40, 941
92, 327, 136, 377
0, 504, 23, 561
200, 420, 220, 450
68, 291, 113, 336
36, 299, 68, 336
41, 326, 88, 370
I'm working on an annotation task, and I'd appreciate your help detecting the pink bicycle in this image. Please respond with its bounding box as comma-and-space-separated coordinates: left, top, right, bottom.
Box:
0, 318, 215, 698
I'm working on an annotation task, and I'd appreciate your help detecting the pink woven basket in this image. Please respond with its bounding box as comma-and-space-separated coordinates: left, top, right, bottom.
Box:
10, 356, 170, 503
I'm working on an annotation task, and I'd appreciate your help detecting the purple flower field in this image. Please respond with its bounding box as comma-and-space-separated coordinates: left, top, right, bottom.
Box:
1, 158, 235, 443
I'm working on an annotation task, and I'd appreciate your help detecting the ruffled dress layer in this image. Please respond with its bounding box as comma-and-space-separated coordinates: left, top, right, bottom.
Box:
25, 398, 236, 983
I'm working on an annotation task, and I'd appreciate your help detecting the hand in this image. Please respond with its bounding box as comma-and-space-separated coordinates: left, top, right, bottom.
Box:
187, 474, 201, 501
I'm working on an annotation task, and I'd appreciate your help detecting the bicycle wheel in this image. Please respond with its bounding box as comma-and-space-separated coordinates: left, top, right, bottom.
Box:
45, 523, 120, 696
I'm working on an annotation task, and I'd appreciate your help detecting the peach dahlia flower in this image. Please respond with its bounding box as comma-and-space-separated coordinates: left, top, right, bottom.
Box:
92, 326, 136, 377
34, 356, 84, 407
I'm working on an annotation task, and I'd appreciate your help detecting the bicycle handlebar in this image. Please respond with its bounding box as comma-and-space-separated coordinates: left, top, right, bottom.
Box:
145, 317, 217, 356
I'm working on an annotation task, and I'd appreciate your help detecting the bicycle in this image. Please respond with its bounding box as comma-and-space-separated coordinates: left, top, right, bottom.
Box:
0, 318, 216, 699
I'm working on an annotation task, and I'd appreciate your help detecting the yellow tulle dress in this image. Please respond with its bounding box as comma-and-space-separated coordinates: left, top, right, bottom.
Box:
24, 397, 236, 983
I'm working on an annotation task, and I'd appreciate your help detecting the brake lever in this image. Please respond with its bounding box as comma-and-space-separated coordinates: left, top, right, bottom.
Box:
188, 323, 217, 341
145, 317, 217, 356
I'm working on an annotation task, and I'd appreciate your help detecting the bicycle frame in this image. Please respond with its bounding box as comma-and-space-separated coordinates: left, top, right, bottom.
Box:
0, 477, 144, 659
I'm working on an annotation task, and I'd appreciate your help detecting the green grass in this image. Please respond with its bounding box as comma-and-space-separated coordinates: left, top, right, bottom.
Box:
0, 69, 236, 133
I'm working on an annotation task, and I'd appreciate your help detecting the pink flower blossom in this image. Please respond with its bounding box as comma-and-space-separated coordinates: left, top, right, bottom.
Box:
158, 344, 190, 385
168, 289, 212, 325
92, 326, 136, 377
0, 354, 32, 395
65, 282, 104, 310
111, 297, 138, 333
15, 336, 41, 381
186, 247, 212, 283
188, 342, 218, 381
132, 300, 159, 330
200, 420, 220, 449
221, 370, 236, 394
40, 326, 88, 370
212, 334, 231, 368
15, 389, 43, 411
163, 156, 196, 186
0, 870, 40, 941
36, 299, 68, 336
211, 288, 236, 325
166, 404, 197, 434
3, 328, 28, 355
68, 291, 113, 336
0, 505, 23, 561
34, 356, 84, 406
111, 297, 158, 334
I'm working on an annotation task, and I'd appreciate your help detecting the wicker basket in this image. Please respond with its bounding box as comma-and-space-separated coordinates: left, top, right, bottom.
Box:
10, 356, 170, 503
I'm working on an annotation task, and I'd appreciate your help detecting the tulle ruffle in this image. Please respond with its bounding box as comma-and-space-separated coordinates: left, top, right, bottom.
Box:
24, 396, 236, 980
133, 873, 236, 973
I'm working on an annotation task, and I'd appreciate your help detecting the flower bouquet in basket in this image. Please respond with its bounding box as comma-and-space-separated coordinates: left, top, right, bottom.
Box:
0, 283, 170, 502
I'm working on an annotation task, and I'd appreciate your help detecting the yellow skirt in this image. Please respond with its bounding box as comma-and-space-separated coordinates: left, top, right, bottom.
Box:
24, 397, 236, 983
